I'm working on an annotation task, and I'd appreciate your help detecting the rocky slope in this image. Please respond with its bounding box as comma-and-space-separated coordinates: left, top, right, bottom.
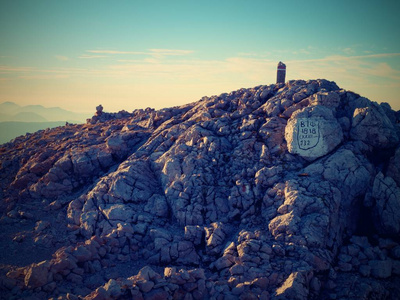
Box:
0, 79, 399, 300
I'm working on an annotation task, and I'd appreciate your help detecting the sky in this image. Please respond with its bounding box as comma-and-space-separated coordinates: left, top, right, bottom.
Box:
0, 0, 399, 114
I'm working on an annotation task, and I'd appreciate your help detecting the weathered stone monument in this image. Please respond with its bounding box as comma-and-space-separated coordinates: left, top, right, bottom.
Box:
285, 105, 343, 160
276, 61, 286, 84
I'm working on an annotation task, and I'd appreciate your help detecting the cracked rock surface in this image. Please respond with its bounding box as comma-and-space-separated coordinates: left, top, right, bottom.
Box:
0, 79, 399, 299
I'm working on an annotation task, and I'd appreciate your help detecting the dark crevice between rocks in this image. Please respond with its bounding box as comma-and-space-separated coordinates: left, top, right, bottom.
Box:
367, 147, 397, 174
354, 204, 376, 241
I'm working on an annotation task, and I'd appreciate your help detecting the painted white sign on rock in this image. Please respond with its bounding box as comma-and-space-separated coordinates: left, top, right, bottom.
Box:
285, 106, 343, 160
297, 118, 320, 150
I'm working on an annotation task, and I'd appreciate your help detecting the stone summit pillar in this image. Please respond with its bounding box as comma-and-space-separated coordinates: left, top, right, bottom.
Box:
276, 61, 286, 84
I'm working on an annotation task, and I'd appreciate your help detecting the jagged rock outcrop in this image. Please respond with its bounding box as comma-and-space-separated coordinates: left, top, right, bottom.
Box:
0, 79, 399, 299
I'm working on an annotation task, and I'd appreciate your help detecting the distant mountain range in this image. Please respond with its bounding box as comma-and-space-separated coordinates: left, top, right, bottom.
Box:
0, 101, 91, 144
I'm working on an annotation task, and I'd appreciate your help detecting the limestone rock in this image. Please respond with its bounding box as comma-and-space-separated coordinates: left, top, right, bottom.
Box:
372, 172, 400, 236
205, 222, 227, 255
350, 103, 399, 148
144, 194, 169, 218
275, 271, 311, 300
102, 204, 134, 221
387, 147, 400, 186
285, 105, 343, 160
184, 225, 204, 245
309, 91, 340, 108
24, 261, 50, 288
322, 148, 371, 198
369, 260, 392, 279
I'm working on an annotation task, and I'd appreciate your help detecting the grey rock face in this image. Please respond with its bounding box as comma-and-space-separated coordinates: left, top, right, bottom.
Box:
350, 101, 399, 148
309, 91, 340, 108
371, 172, 400, 235
275, 271, 311, 300
369, 260, 392, 279
387, 147, 400, 186
1, 79, 399, 300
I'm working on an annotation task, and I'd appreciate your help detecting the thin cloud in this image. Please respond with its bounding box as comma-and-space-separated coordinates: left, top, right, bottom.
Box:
41, 68, 88, 73
144, 58, 159, 64
288, 53, 400, 63
358, 62, 400, 81
117, 59, 144, 63
4, 52, 400, 90
148, 49, 194, 56
0, 65, 109, 78
19, 74, 70, 80
86, 49, 194, 59
0, 66, 34, 73
342, 48, 355, 55
237, 52, 263, 57
55, 55, 69, 61
292, 48, 312, 55
345, 53, 400, 59
87, 50, 147, 55
108, 58, 227, 79
148, 49, 194, 59
79, 55, 108, 59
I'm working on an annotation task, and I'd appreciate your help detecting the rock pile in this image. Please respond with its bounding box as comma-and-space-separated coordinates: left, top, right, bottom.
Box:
0, 79, 399, 299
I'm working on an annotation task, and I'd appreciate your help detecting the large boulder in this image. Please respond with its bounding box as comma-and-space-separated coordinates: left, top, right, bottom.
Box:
350, 103, 399, 148
285, 105, 343, 160
275, 271, 312, 300
24, 261, 50, 288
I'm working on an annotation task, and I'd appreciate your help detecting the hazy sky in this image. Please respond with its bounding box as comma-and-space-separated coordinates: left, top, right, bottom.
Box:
1, 0, 399, 113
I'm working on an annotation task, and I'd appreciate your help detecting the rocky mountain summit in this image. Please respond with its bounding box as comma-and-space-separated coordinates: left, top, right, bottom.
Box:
0, 79, 399, 300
